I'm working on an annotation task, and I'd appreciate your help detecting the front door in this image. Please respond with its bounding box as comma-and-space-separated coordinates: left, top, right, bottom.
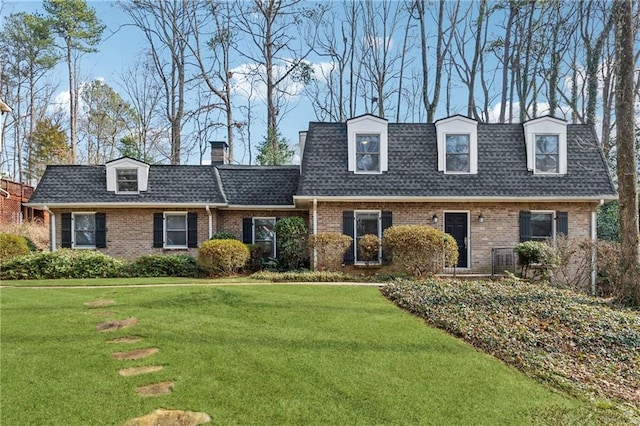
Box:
444, 212, 468, 268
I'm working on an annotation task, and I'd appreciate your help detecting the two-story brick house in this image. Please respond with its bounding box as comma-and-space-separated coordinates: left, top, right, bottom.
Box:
27, 114, 616, 281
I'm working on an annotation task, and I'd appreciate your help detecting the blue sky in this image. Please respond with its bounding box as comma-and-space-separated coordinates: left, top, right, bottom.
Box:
1, 0, 318, 165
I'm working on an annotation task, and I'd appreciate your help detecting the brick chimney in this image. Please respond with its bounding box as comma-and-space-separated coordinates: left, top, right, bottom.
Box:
210, 141, 229, 165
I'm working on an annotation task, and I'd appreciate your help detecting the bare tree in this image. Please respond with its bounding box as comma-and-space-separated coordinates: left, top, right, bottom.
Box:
613, 0, 640, 305
121, 0, 196, 165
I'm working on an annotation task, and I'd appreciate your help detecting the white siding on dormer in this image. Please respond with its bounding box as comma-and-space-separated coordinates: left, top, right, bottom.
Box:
346, 115, 388, 173
105, 157, 150, 192
522, 116, 567, 175
435, 115, 478, 174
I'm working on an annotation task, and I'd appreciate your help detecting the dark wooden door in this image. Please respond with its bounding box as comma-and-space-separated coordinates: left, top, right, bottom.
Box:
445, 213, 468, 268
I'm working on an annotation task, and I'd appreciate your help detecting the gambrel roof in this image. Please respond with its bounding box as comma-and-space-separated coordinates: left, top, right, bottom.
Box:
296, 121, 617, 201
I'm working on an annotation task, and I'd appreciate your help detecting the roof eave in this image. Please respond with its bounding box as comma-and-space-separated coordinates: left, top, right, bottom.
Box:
293, 195, 618, 203
25, 202, 228, 209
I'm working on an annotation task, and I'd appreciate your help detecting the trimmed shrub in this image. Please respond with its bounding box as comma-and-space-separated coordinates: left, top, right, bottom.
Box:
211, 231, 237, 240
0, 233, 31, 263
251, 270, 357, 282
307, 232, 352, 271
124, 254, 203, 277
0, 249, 124, 280
382, 225, 458, 277
198, 239, 249, 276
245, 244, 264, 272
357, 234, 380, 264
275, 217, 308, 270
515, 240, 560, 281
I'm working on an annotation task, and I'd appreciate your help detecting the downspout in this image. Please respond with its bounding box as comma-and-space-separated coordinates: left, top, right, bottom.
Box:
43, 206, 56, 252
313, 199, 318, 271
591, 199, 604, 295
205, 205, 213, 239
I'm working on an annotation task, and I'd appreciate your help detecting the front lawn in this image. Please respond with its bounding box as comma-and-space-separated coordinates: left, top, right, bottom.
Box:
0, 276, 267, 287
1, 284, 598, 425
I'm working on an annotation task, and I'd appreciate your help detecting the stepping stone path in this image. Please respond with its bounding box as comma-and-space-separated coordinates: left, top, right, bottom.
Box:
84, 298, 211, 424
123, 408, 211, 426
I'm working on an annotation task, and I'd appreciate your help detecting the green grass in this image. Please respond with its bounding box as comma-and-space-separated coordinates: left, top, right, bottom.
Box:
1, 285, 597, 425
0, 276, 267, 287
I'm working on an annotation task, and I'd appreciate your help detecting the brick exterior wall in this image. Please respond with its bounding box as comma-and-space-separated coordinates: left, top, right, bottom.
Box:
53, 208, 212, 260
310, 201, 598, 274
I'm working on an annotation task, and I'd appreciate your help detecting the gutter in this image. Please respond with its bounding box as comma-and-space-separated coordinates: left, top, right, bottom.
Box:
313, 198, 318, 271
43, 205, 56, 252
293, 195, 618, 203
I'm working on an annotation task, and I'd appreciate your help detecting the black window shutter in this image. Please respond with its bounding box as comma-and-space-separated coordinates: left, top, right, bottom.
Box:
343, 211, 355, 264
187, 212, 198, 248
557, 211, 568, 236
381, 211, 393, 264
242, 218, 253, 244
61, 213, 72, 248
153, 213, 164, 248
519, 211, 531, 242
95, 213, 107, 248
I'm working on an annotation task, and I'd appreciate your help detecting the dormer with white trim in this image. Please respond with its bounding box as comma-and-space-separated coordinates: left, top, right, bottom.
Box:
105, 157, 150, 193
523, 116, 567, 175
347, 114, 388, 174
435, 115, 478, 174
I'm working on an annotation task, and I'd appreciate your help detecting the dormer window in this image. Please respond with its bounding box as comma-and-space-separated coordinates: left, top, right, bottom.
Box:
356, 134, 380, 172
347, 115, 388, 174
523, 116, 567, 175
105, 157, 150, 193
436, 115, 478, 174
116, 168, 138, 193
446, 134, 470, 172
535, 135, 559, 173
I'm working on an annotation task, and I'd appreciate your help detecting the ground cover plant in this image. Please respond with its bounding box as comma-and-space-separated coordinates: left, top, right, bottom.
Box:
381, 278, 640, 422
0, 284, 604, 425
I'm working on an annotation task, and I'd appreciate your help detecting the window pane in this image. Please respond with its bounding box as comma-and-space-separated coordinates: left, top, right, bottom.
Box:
531, 213, 553, 240
446, 154, 470, 172
535, 135, 558, 154
74, 214, 95, 246
535, 154, 558, 173
166, 230, 187, 246
166, 215, 186, 230
356, 135, 380, 153
356, 154, 379, 172
116, 169, 138, 192
446, 134, 469, 153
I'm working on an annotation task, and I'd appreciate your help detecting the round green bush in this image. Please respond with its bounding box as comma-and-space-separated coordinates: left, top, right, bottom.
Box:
124, 254, 203, 277
0, 233, 31, 263
382, 225, 458, 277
198, 239, 250, 276
357, 233, 380, 263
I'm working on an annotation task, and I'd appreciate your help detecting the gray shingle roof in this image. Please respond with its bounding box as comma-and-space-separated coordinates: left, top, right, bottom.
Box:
29, 165, 226, 205
216, 165, 299, 205
297, 122, 617, 199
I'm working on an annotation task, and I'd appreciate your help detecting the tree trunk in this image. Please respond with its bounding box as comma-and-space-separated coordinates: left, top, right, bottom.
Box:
614, 0, 640, 305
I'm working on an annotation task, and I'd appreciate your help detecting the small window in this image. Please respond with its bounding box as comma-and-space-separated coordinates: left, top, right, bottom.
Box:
530, 212, 553, 241
165, 213, 187, 248
116, 168, 138, 192
73, 213, 96, 247
356, 134, 380, 173
254, 218, 276, 258
446, 134, 470, 173
535, 135, 559, 173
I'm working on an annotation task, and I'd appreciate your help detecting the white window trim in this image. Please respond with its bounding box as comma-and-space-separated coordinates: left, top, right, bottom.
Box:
72, 212, 97, 249
115, 168, 139, 194
163, 212, 188, 249
523, 116, 567, 175
530, 210, 557, 241
353, 210, 382, 265
347, 115, 388, 174
253, 217, 277, 257
444, 210, 470, 270
435, 116, 478, 174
